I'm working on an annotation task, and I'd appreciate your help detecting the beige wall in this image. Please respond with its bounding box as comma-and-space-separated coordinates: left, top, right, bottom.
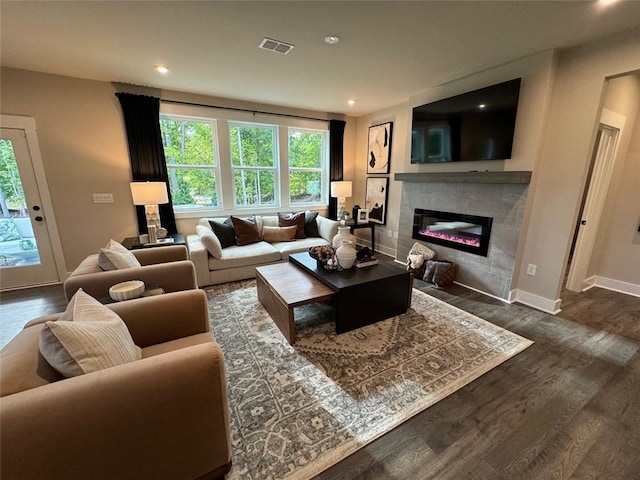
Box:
589, 74, 640, 284
1, 68, 134, 271
0, 68, 338, 273
513, 27, 640, 305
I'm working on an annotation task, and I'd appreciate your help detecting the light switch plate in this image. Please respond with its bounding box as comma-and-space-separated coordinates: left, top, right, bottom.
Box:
93, 193, 114, 204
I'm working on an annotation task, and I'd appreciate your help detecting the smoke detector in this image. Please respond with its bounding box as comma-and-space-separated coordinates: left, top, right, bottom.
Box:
259, 37, 295, 55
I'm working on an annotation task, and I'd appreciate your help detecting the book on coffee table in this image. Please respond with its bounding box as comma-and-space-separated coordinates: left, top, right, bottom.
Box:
354, 256, 379, 268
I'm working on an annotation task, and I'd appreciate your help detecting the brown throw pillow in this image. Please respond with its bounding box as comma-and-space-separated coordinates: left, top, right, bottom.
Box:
230, 216, 261, 246
262, 225, 297, 243
278, 212, 306, 239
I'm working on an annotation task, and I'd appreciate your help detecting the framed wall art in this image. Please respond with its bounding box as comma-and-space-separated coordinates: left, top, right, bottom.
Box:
367, 122, 393, 174
357, 209, 369, 224
365, 177, 389, 225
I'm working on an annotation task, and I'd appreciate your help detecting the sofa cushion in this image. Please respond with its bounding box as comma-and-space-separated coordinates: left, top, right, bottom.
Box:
317, 215, 339, 243
278, 212, 306, 239
209, 218, 236, 248
39, 290, 142, 378
230, 216, 261, 246
304, 211, 320, 238
208, 242, 281, 270
98, 239, 141, 270
196, 225, 223, 259
274, 237, 332, 258
262, 225, 297, 243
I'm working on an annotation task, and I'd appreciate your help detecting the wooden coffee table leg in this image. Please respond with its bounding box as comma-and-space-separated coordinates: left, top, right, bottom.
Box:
256, 270, 295, 344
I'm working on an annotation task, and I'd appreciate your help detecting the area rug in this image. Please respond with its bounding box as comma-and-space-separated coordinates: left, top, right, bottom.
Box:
205, 280, 532, 480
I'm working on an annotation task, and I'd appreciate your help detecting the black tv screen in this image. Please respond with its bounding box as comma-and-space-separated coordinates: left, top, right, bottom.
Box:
411, 78, 521, 164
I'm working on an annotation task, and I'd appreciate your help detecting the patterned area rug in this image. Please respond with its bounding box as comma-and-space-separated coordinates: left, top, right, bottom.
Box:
205, 280, 532, 480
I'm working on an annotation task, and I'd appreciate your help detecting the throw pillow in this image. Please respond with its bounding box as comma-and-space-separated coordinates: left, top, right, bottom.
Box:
98, 239, 141, 270
230, 216, 261, 246
39, 289, 142, 378
278, 212, 306, 239
208, 218, 236, 248
196, 225, 223, 259
304, 211, 320, 238
262, 225, 297, 243
422, 260, 457, 287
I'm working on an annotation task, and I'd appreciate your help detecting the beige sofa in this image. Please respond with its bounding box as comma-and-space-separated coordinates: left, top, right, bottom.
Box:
64, 244, 197, 301
0, 289, 232, 480
187, 214, 338, 287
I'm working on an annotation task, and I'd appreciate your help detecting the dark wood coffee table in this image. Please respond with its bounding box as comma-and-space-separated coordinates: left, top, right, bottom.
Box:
289, 252, 412, 334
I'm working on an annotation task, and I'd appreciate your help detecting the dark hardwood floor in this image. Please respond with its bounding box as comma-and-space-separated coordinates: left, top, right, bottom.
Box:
1, 278, 638, 479
315, 281, 640, 480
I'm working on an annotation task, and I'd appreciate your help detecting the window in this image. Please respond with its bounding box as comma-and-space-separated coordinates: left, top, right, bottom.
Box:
288, 129, 327, 205
160, 117, 220, 210
229, 122, 277, 208
159, 103, 329, 216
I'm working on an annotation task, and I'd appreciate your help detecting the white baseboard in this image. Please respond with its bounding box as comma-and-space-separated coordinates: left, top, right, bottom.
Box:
592, 276, 640, 297
509, 289, 562, 314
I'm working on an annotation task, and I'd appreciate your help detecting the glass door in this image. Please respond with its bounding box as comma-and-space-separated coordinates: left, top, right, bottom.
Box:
0, 127, 59, 289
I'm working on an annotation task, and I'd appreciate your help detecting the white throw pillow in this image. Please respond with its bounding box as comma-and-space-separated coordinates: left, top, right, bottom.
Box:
196, 224, 223, 259
39, 289, 142, 377
98, 239, 141, 270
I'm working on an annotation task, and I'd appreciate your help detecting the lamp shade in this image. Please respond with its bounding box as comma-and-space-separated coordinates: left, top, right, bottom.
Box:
330, 181, 352, 198
130, 182, 168, 205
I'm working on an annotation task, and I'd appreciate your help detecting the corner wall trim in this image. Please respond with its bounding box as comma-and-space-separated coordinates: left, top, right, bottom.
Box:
510, 289, 562, 314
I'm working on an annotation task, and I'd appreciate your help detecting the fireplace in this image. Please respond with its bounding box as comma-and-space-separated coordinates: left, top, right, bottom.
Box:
413, 209, 493, 256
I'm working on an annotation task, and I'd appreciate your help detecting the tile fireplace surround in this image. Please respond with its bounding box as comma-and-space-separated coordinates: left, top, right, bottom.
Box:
396, 171, 531, 300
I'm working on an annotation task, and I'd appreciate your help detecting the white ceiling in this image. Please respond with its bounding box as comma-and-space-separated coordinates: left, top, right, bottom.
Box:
2, 1, 640, 117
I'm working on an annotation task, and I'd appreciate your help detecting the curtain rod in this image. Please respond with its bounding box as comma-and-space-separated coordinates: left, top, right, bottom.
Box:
161, 98, 330, 123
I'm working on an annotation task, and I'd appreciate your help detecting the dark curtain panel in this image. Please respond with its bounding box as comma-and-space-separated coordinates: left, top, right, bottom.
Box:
328, 119, 346, 220
116, 92, 177, 234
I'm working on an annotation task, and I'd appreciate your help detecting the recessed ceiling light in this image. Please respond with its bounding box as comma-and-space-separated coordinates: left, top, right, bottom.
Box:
155, 64, 170, 74
324, 36, 340, 45
478, 104, 486, 109
348, 99, 357, 106
599, 0, 618, 6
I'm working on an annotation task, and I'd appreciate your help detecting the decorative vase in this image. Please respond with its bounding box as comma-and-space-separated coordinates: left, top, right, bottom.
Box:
332, 226, 356, 249
336, 240, 357, 269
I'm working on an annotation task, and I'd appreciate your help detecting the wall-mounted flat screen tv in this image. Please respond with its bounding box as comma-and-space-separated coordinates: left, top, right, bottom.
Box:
411, 78, 521, 164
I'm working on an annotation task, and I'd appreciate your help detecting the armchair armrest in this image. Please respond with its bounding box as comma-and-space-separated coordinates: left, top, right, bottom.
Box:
132, 245, 188, 265
1, 342, 232, 480
63, 260, 197, 301
110, 290, 211, 347
187, 234, 211, 287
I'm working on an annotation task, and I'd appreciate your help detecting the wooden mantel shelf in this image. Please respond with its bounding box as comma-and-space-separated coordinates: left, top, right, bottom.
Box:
394, 171, 532, 184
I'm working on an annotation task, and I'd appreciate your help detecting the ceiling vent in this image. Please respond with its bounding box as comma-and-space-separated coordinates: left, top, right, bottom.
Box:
259, 37, 294, 55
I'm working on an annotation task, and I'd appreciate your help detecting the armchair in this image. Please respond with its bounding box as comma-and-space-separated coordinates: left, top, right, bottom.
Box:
0, 289, 232, 480
64, 244, 197, 301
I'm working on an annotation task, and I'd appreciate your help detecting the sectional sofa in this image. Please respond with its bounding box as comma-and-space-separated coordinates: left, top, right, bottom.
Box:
187, 213, 338, 287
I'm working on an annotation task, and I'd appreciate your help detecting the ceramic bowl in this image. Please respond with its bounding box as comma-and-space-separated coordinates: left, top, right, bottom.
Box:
109, 280, 145, 302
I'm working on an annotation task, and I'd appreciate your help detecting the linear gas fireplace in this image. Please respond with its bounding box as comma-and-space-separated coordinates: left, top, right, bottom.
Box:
413, 209, 493, 256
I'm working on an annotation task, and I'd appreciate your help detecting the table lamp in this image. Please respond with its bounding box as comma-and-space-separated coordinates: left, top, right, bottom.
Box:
130, 182, 169, 241
330, 181, 352, 223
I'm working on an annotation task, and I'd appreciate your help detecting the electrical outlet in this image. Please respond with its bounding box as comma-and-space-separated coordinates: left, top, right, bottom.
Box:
393, 231, 398, 239
526, 263, 537, 276
93, 193, 114, 204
